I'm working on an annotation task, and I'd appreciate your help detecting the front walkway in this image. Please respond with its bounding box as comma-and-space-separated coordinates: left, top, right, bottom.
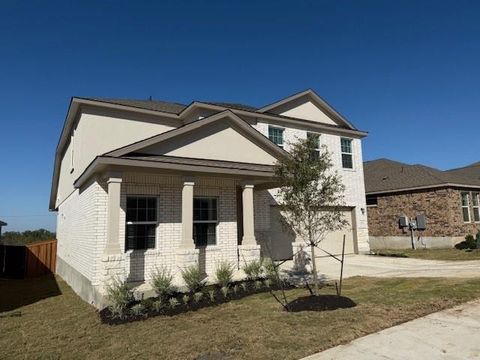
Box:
303, 299, 480, 360
282, 254, 480, 280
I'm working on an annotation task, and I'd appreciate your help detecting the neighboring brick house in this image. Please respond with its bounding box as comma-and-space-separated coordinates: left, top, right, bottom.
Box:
50, 89, 369, 308
364, 159, 480, 249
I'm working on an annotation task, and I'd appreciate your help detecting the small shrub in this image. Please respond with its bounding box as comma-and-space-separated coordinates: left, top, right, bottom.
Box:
105, 276, 133, 319
169, 298, 179, 308
263, 279, 271, 288
232, 284, 239, 294
240, 282, 248, 292
193, 292, 203, 303
208, 289, 216, 302
182, 294, 190, 305
140, 298, 155, 311
152, 300, 163, 312
465, 234, 476, 250
262, 258, 276, 280
220, 286, 229, 299
243, 259, 263, 280
130, 303, 145, 317
181, 265, 205, 293
150, 266, 176, 300
215, 261, 235, 288
254, 280, 263, 290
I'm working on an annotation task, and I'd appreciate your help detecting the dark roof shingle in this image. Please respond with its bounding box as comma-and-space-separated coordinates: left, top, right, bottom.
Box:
364, 159, 480, 194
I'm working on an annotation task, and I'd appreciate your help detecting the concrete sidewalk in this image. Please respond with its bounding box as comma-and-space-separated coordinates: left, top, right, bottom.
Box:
303, 300, 480, 360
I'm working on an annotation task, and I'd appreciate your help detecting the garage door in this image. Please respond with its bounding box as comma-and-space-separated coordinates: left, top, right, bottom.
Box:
269, 206, 355, 260
317, 210, 355, 256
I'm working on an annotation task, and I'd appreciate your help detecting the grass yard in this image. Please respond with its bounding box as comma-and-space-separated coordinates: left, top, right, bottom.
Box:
2, 276, 480, 359
371, 248, 480, 261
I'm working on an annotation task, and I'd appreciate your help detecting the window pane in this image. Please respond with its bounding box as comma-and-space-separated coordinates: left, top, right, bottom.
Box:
194, 198, 217, 221
268, 127, 284, 146
126, 224, 156, 250
342, 154, 353, 169
463, 208, 470, 222
474, 208, 480, 222
193, 223, 216, 246
473, 194, 479, 207
307, 133, 320, 149
341, 138, 352, 153
461, 193, 469, 206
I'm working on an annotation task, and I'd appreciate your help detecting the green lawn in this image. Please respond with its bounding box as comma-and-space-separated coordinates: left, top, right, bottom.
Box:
2, 276, 480, 359
371, 248, 480, 261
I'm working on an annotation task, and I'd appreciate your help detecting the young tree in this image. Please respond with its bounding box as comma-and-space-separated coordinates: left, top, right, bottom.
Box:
274, 136, 347, 295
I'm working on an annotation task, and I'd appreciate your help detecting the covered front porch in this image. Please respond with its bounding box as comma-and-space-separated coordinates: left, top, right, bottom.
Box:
96, 165, 277, 289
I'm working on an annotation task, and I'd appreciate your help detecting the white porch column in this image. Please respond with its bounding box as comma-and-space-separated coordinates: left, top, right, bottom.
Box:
100, 172, 126, 287
176, 179, 199, 277
238, 184, 261, 266
242, 185, 257, 245
105, 174, 122, 255
180, 181, 195, 249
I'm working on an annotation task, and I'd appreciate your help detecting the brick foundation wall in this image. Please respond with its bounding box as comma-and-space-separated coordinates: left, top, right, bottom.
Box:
367, 188, 480, 238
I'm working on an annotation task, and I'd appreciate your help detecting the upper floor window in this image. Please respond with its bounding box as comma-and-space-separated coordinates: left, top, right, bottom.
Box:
193, 197, 218, 246
341, 138, 353, 169
473, 192, 480, 223
307, 132, 320, 160
268, 126, 284, 148
461, 192, 471, 223
125, 197, 157, 251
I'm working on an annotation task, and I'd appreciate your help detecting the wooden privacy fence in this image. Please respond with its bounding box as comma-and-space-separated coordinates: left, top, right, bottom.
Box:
0, 239, 57, 278
25, 239, 57, 278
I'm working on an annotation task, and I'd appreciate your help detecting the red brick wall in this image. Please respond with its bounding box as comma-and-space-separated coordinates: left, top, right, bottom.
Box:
367, 188, 480, 238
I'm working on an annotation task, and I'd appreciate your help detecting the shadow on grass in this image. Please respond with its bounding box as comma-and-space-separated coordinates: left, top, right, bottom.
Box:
287, 295, 356, 312
0, 275, 61, 313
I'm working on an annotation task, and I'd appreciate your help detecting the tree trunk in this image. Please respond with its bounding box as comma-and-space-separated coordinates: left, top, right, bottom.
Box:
310, 243, 319, 296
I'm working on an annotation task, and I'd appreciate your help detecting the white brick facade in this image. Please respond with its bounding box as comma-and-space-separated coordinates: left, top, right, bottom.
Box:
252, 122, 369, 252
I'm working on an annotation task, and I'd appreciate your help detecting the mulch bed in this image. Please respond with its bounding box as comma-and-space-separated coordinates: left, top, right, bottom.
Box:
100, 280, 295, 325
287, 295, 356, 312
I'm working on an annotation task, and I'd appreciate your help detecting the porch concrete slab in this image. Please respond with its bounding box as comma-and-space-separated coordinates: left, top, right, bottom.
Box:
302, 300, 480, 360
282, 254, 480, 280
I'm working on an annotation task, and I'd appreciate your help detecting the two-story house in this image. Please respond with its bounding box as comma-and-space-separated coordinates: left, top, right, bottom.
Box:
49, 89, 369, 307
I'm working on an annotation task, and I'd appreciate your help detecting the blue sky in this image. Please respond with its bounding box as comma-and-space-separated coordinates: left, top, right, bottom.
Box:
0, 0, 479, 231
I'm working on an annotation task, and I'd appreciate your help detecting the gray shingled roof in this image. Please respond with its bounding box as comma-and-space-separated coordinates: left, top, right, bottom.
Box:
84, 98, 187, 114
364, 159, 480, 194
83, 98, 257, 114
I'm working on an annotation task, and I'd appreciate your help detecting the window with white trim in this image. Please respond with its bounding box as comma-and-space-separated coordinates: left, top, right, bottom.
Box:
125, 197, 157, 250
307, 132, 320, 160
341, 138, 353, 169
193, 197, 218, 246
461, 192, 471, 223
268, 126, 284, 148
473, 192, 480, 223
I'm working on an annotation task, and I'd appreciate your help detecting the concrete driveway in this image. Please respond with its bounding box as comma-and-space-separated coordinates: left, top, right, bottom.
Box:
302, 299, 480, 360
282, 254, 480, 280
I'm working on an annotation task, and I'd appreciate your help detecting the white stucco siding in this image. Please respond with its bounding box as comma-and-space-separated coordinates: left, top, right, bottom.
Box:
142, 122, 277, 165
55, 111, 177, 208
279, 100, 337, 125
